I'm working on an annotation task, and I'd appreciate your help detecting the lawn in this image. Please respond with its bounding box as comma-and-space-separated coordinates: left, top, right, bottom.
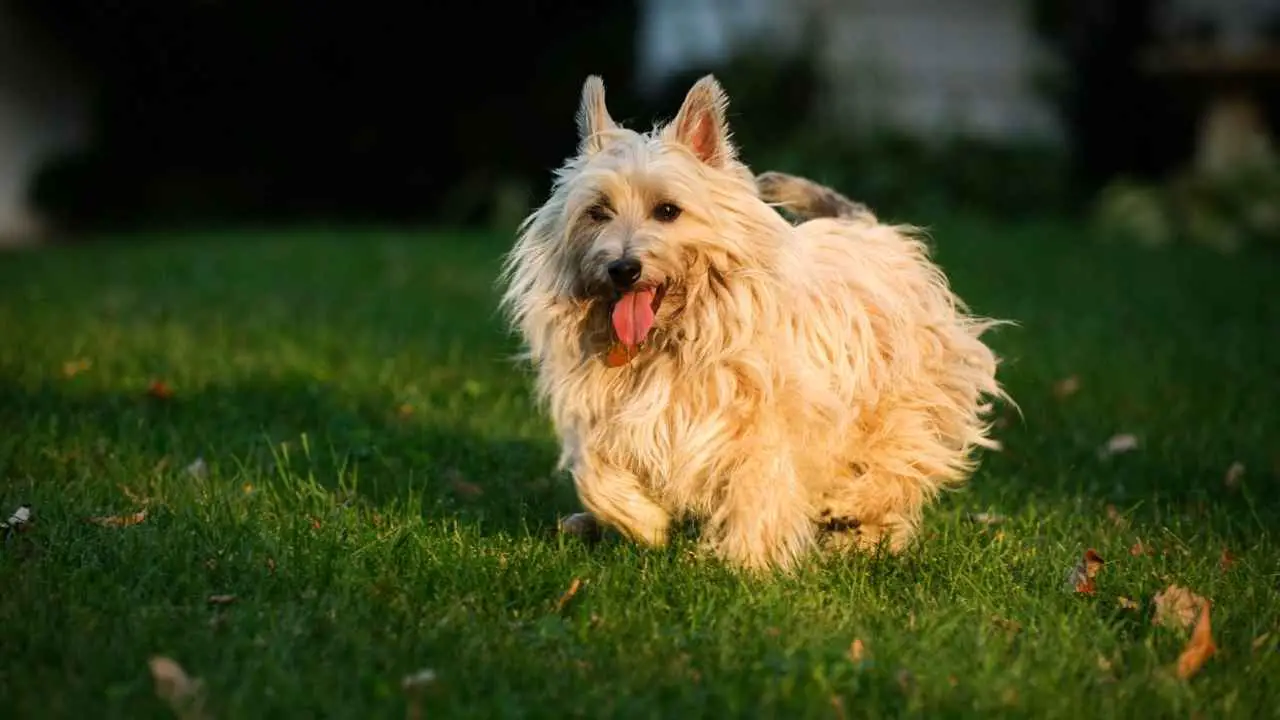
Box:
0, 217, 1277, 718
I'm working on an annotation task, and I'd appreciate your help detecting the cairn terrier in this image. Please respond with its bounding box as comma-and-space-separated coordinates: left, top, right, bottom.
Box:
499, 74, 1008, 571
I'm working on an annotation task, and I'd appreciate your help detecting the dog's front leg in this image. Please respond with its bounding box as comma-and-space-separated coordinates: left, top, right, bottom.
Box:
708, 442, 814, 572
571, 452, 671, 548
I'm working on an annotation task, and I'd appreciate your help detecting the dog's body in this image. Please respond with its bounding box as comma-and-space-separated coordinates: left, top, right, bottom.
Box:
499, 75, 1007, 571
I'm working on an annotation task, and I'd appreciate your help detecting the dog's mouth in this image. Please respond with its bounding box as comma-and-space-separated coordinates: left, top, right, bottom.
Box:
606, 284, 666, 367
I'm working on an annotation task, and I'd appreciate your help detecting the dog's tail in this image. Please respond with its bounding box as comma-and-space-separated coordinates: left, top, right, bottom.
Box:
755, 171, 873, 222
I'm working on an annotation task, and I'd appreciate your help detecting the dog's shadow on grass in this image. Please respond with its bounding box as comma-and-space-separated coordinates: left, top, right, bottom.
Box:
0, 377, 576, 538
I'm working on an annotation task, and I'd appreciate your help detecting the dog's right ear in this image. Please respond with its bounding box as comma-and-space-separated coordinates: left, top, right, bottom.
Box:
576, 75, 617, 155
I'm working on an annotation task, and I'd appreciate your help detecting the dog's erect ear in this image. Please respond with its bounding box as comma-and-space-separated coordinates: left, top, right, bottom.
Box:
667, 74, 735, 167
577, 75, 617, 155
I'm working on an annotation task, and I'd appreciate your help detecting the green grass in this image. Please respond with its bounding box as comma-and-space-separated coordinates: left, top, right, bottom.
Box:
1, 218, 1277, 718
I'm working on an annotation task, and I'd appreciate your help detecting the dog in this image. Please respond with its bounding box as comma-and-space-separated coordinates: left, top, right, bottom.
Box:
498, 74, 1008, 572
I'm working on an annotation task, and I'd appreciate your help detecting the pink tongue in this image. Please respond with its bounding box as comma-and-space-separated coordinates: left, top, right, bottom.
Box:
611, 289, 656, 347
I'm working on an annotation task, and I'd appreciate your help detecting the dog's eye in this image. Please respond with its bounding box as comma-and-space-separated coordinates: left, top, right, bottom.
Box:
652, 202, 682, 223
586, 203, 613, 223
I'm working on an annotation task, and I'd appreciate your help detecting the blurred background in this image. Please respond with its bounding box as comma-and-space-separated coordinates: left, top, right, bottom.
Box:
1, 0, 1278, 250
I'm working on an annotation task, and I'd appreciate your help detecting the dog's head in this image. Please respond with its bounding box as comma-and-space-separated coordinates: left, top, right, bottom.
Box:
503, 74, 783, 368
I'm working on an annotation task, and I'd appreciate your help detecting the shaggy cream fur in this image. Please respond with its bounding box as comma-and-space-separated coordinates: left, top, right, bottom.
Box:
498, 74, 1009, 572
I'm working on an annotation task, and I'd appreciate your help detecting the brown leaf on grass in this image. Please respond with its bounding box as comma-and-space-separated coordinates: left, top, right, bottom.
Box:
1175, 601, 1216, 680
1130, 540, 1155, 557
444, 468, 483, 499
1153, 584, 1208, 629
147, 380, 175, 400
1053, 375, 1081, 398
309, 516, 322, 530
849, 638, 867, 663
1066, 549, 1105, 594
207, 594, 237, 606
88, 510, 147, 527
1223, 461, 1245, 490
118, 484, 152, 506
396, 403, 415, 419
1117, 596, 1139, 610
554, 577, 583, 613
895, 668, 915, 694
1105, 505, 1128, 528
265, 558, 277, 574
62, 358, 92, 377
451, 479, 483, 498
1219, 547, 1237, 571
148, 656, 207, 720
1099, 433, 1139, 458
829, 695, 847, 720
991, 616, 1023, 638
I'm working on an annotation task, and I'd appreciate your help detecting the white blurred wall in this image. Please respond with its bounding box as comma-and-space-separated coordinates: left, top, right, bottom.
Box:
639, 0, 1064, 143
0, 1, 87, 244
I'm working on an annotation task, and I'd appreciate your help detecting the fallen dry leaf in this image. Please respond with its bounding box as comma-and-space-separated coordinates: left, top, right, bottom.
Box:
896, 668, 915, 694
265, 557, 277, 574
1130, 540, 1155, 557
555, 577, 583, 613
1223, 461, 1245, 490
849, 638, 867, 663
401, 668, 437, 720
1099, 433, 1140, 458
991, 615, 1023, 637
88, 510, 147, 527
186, 457, 208, 480
444, 468, 483, 499
1053, 375, 1081, 398
1117, 596, 1139, 610
207, 594, 236, 606
1153, 584, 1208, 630
2, 504, 32, 534
397, 403, 415, 418
1252, 632, 1272, 653
148, 655, 207, 720
62, 358, 92, 377
1066, 549, 1106, 594
147, 380, 175, 400
1096, 654, 1113, 672
830, 695, 847, 720
1175, 601, 1216, 679
1219, 547, 1237, 571
1105, 505, 1128, 528
969, 512, 1006, 526
118, 484, 151, 505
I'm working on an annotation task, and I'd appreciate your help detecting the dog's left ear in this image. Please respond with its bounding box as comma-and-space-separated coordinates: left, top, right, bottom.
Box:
667, 75, 735, 167
577, 75, 617, 155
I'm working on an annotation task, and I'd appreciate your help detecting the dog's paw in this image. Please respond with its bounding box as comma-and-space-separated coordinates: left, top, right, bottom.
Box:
558, 512, 604, 542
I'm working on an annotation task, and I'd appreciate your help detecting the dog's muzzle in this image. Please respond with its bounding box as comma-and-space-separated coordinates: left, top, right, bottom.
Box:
606, 257, 643, 292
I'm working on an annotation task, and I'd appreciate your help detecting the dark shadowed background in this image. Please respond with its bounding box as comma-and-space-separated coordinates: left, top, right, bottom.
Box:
1, 0, 1278, 245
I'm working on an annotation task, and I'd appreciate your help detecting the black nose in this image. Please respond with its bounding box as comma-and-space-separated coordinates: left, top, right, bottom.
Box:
606, 258, 642, 290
